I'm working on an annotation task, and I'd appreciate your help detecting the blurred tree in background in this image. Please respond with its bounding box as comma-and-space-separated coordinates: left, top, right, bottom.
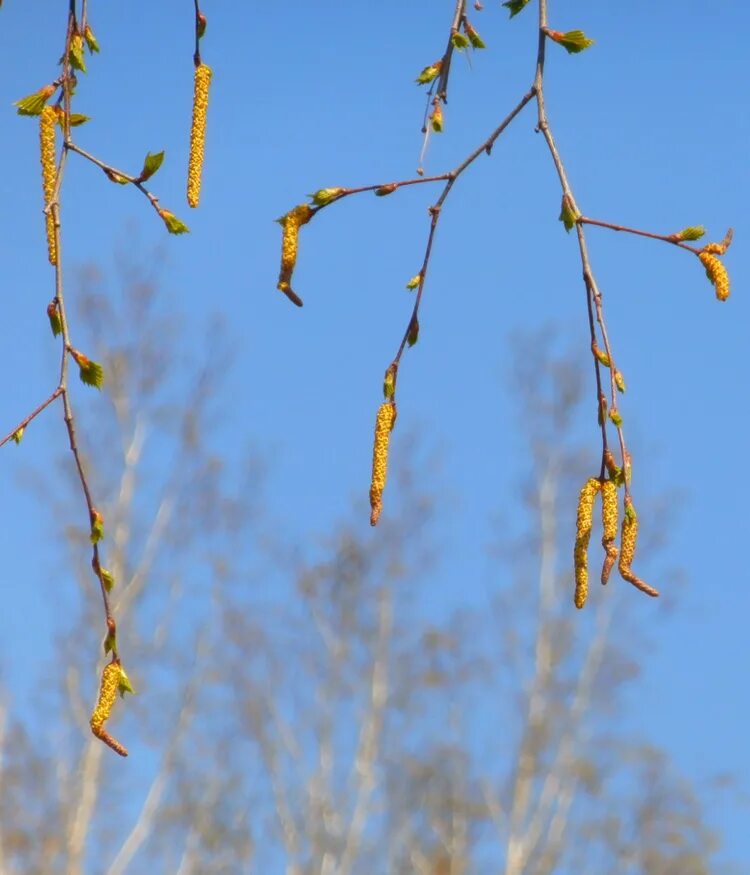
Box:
0, 264, 730, 874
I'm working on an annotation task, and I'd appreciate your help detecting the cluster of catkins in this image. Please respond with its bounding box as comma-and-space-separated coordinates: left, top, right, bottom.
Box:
573, 464, 659, 609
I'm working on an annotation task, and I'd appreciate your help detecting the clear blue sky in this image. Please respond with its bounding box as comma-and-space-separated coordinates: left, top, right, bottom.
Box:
1, 0, 748, 866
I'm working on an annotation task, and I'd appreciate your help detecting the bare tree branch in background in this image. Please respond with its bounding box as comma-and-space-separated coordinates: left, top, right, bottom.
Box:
0, 272, 734, 874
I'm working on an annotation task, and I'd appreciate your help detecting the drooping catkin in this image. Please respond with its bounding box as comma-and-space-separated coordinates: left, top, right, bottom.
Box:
698, 251, 730, 302
90, 660, 128, 757
600, 479, 619, 585
369, 402, 396, 526
277, 204, 313, 306
39, 105, 57, 265
187, 64, 212, 208
573, 477, 601, 609
618, 496, 659, 598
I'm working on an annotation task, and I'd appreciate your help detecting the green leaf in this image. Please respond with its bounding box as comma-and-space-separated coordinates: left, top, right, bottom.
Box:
103, 629, 117, 654
608, 409, 623, 427
138, 150, 164, 182
11, 428, 24, 445
592, 344, 610, 368
549, 29, 595, 54
405, 274, 421, 291
103, 167, 130, 185
559, 195, 580, 232
69, 113, 91, 127
308, 187, 345, 206
47, 302, 62, 336
99, 566, 115, 592
677, 225, 706, 241
407, 317, 419, 348
14, 85, 56, 116
159, 209, 190, 235
383, 365, 397, 399
416, 61, 442, 85
84, 25, 100, 53
78, 358, 104, 389
502, 0, 531, 18
451, 32, 470, 50
464, 23, 486, 49
69, 33, 87, 72
118, 667, 135, 698
614, 370, 626, 393
90, 509, 104, 544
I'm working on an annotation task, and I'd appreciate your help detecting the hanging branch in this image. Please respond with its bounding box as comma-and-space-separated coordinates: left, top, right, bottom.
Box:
6, 0, 214, 754
276, 0, 732, 604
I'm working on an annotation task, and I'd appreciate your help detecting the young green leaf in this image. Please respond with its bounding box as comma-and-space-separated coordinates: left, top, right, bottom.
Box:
308, 187, 345, 206
547, 29, 595, 54
383, 364, 397, 399
138, 150, 165, 182
559, 195, 580, 232
405, 274, 421, 291
84, 25, 100, 53
90, 509, 105, 544
79, 358, 104, 389
464, 21, 486, 49
676, 225, 706, 241
451, 32, 470, 50
502, 0, 531, 18
47, 302, 62, 336
99, 566, 115, 592
416, 60, 442, 85
69, 33, 87, 72
11, 428, 24, 445
158, 209, 190, 235
118, 667, 135, 698
103, 167, 130, 185
14, 85, 56, 116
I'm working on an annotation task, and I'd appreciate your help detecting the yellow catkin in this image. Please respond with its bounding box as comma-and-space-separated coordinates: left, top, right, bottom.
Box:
618, 496, 659, 599
702, 241, 727, 255
90, 661, 128, 757
277, 204, 313, 306
39, 105, 57, 265
369, 402, 396, 526
698, 251, 730, 301
573, 477, 601, 609
600, 479, 619, 585
187, 63, 212, 208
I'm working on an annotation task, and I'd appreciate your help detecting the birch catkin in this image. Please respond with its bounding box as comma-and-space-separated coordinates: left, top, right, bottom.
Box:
369, 402, 396, 526
618, 496, 659, 598
39, 105, 57, 265
187, 64, 212, 208
90, 660, 128, 757
573, 477, 601, 609
277, 204, 313, 306
698, 251, 730, 302
600, 479, 619, 585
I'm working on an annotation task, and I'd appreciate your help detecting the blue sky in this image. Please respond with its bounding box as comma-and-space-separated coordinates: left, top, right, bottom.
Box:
1, 0, 748, 867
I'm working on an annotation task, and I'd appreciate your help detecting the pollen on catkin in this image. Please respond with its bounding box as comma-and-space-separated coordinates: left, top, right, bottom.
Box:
573, 477, 601, 609
90, 660, 128, 757
698, 251, 730, 302
277, 204, 313, 306
600, 479, 619, 585
39, 105, 57, 265
618, 496, 659, 598
187, 64, 212, 208
369, 401, 396, 526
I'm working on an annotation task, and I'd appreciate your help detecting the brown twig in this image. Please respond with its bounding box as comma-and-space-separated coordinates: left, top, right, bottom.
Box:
578, 216, 703, 254
65, 142, 165, 220
0, 389, 63, 448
